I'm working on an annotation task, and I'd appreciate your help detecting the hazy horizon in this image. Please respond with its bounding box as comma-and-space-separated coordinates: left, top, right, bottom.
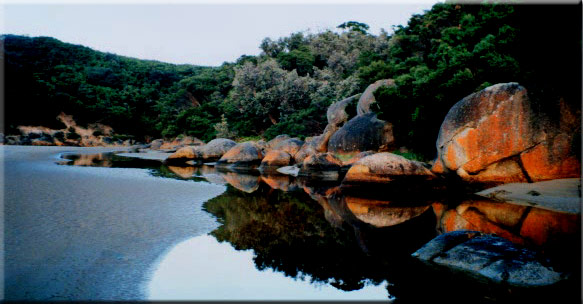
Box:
3, 3, 436, 66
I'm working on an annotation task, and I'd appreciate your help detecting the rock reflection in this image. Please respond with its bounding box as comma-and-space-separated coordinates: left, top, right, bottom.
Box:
260, 174, 299, 192
167, 166, 197, 179
344, 197, 431, 228
203, 184, 400, 293
61, 153, 113, 167
434, 199, 580, 265
221, 171, 261, 193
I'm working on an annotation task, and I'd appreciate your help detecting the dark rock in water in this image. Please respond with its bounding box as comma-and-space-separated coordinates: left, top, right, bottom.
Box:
327, 113, 394, 155
412, 231, 567, 287
217, 141, 263, 168
327, 94, 359, 126
432, 82, 580, 184
357, 79, 395, 116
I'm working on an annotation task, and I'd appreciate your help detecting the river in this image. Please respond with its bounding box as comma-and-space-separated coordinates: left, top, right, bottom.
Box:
3, 146, 580, 302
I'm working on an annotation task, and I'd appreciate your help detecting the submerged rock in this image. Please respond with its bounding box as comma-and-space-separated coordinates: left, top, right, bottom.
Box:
412, 231, 567, 287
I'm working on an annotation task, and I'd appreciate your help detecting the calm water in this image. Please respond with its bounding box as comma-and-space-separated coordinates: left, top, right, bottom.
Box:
4, 147, 581, 302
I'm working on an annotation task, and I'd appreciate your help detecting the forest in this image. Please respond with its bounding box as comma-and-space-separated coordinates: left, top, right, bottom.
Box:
3, 3, 581, 158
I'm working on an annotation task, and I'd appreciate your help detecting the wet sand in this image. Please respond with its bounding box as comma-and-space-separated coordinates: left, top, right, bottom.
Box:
3, 146, 225, 300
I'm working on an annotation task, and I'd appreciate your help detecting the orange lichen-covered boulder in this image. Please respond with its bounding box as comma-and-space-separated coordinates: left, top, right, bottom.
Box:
272, 138, 304, 157
217, 141, 263, 167
295, 125, 339, 164
165, 146, 201, 164
266, 134, 291, 150
259, 150, 292, 170
299, 153, 344, 179
200, 138, 237, 161
343, 152, 435, 184
432, 83, 580, 183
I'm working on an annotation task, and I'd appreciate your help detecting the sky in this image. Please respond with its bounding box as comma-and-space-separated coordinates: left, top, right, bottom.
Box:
3, 1, 439, 66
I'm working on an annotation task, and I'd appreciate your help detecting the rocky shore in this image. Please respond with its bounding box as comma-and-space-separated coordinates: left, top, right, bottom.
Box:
6, 81, 581, 290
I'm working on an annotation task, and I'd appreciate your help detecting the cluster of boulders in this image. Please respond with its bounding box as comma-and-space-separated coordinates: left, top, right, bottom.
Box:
162, 81, 580, 188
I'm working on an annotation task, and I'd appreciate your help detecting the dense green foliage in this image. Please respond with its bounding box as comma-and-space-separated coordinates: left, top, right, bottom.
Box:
3, 3, 580, 156
368, 4, 582, 157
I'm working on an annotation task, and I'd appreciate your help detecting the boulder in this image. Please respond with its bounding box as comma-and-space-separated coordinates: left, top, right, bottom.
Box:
200, 138, 237, 161
299, 153, 343, 179
327, 94, 359, 126
293, 137, 317, 164
343, 152, 435, 184
159, 136, 204, 150
341, 151, 375, 167
149, 139, 164, 150
357, 79, 395, 116
267, 134, 291, 150
412, 231, 567, 287
259, 150, 292, 171
295, 125, 339, 164
256, 139, 268, 154
432, 83, 580, 183
271, 138, 303, 156
165, 146, 201, 165
217, 141, 263, 167
327, 113, 394, 156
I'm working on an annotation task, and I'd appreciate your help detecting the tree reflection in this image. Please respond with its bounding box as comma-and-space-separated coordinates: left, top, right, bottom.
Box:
203, 183, 437, 293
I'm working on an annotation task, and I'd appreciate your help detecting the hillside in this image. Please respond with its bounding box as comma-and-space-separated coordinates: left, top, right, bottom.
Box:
2, 3, 581, 157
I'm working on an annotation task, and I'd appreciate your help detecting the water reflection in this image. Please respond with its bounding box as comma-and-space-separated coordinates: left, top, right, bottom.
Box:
61, 152, 581, 302
147, 234, 389, 300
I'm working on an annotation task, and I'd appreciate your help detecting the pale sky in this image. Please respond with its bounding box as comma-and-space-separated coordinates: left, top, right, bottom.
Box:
3, 1, 439, 66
